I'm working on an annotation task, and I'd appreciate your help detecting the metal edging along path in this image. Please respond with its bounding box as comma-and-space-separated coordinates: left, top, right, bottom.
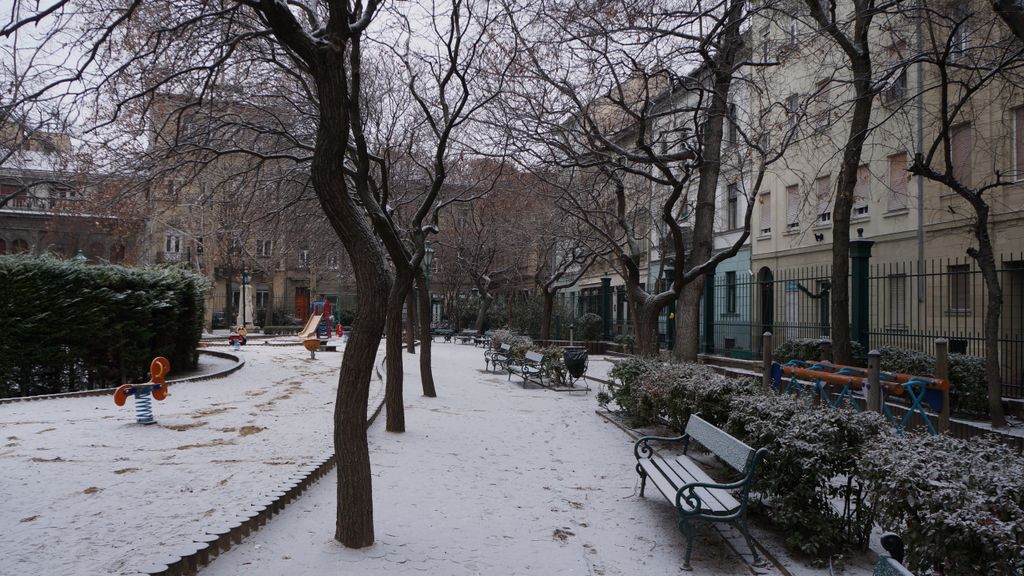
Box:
132, 356, 387, 576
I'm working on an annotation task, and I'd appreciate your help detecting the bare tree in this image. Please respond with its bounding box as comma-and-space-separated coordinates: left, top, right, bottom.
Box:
496, 0, 790, 356
0, 0, 498, 547
901, 4, 1024, 428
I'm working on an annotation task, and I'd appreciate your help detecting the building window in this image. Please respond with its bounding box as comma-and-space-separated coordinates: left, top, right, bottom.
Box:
786, 184, 800, 230
725, 271, 737, 314
887, 273, 907, 328
727, 183, 739, 230
853, 165, 870, 217
256, 239, 272, 257
887, 153, 909, 211
950, 5, 969, 62
727, 102, 738, 145
815, 176, 831, 223
951, 123, 972, 186
327, 254, 339, 269
759, 190, 771, 235
786, 94, 800, 132
165, 233, 182, 254
949, 264, 971, 312
255, 290, 269, 308
300, 249, 310, 266
12, 238, 29, 254
0, 238, 5, 254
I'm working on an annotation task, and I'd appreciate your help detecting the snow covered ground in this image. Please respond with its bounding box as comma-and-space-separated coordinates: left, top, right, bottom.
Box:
201, 343, 777, 576
4, 340, 877, 576
0, 343, 381, 576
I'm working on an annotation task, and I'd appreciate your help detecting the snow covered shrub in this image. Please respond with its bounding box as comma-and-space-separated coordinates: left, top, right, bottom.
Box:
490, 330, 533, 361
539, 346, 567, 386
878, 346, 989, 417
613, 334, 635, 353
643, 363, 757, 430
861, 434, 1024, 576
773, 338, 865, 364
726, 392, 891, 559
604, 357, 661, 424
578, 312, 603, 341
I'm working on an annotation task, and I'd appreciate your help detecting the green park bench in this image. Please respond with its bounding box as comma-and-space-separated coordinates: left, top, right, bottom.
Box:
508, 350, 545, 387
484, 343, 512, 372
633, 415, 768, 570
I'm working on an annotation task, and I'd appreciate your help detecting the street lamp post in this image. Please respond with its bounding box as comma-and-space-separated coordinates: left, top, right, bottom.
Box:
423, 241, 435, 324
241, 263, 251, 329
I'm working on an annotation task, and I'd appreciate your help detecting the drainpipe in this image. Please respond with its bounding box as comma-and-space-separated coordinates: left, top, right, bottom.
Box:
916, 0, 926, 302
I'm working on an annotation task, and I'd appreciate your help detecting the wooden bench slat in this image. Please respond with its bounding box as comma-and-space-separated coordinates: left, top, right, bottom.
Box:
638, 459, 739, 514
685, 415, 755, 473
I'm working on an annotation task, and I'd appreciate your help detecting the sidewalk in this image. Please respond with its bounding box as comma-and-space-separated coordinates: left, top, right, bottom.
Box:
202, 343, 771, 575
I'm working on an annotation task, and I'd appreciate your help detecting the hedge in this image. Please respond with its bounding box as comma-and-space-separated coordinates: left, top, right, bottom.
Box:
602, 357, 1024, 570
0, 256, 207, 398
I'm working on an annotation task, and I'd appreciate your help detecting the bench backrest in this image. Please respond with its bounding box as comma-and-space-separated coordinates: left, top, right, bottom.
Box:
525, 351, 544, 363
685, 415, 756, 474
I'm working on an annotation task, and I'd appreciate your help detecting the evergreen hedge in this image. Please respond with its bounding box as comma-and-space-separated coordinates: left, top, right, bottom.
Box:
0, 256, 207, 398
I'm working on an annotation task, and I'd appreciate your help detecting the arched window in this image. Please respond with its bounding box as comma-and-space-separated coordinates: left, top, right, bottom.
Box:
0, 238, 6, 255
11, 239, 29, 254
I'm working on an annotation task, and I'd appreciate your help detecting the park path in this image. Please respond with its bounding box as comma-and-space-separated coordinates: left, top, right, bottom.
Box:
202, 342, 771, 576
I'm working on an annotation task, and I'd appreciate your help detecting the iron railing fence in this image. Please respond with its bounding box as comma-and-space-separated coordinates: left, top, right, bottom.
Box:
696, 254, 1023, 398
701, 265, 835, 361
868, 254, 1024, 398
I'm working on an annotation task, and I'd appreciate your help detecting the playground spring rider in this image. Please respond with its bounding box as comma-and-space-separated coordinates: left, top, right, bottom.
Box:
114, 357, 171, 425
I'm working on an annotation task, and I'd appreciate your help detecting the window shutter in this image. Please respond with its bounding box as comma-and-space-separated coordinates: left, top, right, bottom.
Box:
815, 176, 830, 218
887, 153, 908, 211
759, 191, 772, 234
786, 185, 800, 228
951, 123, 972, 186
854, 165, 870, 207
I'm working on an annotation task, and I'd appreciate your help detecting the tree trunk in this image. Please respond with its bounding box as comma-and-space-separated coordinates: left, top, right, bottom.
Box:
970, 210, 1007, 427
416, 274, 436, 397
384, 276, 412, 433
633, 301, 662, 357
405, 288, 416, 353
667, 1, 743, 362
540, 290, 555, 341
475, 293, 492, 334
674, 277, 705, 362
223, 264, 234, 330
311, 45, 389, 548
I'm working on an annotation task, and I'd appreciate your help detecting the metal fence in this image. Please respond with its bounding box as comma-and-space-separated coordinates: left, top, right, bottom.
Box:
698, 254, 1024, 398
869, 255, 1024, 398
206, 290, 357, 330
701, 265, 834, 360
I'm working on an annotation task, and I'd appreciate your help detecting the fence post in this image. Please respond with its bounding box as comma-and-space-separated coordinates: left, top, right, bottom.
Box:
935, 337, 950, 433
867, 349, 881, 413
850, 229, 875, 352
762, 332, 773, 389
820, 339, 833, 362
703, 274, 715, 354
600, 277, 612, 341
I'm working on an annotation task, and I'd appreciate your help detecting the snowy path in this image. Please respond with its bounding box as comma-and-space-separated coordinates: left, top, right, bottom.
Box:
202, 343, 769, 576
0, 343, 382, 576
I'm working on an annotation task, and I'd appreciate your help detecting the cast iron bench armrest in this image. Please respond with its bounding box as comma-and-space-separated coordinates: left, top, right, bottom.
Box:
675, 478, 754, 518
633, 434, 689, 460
